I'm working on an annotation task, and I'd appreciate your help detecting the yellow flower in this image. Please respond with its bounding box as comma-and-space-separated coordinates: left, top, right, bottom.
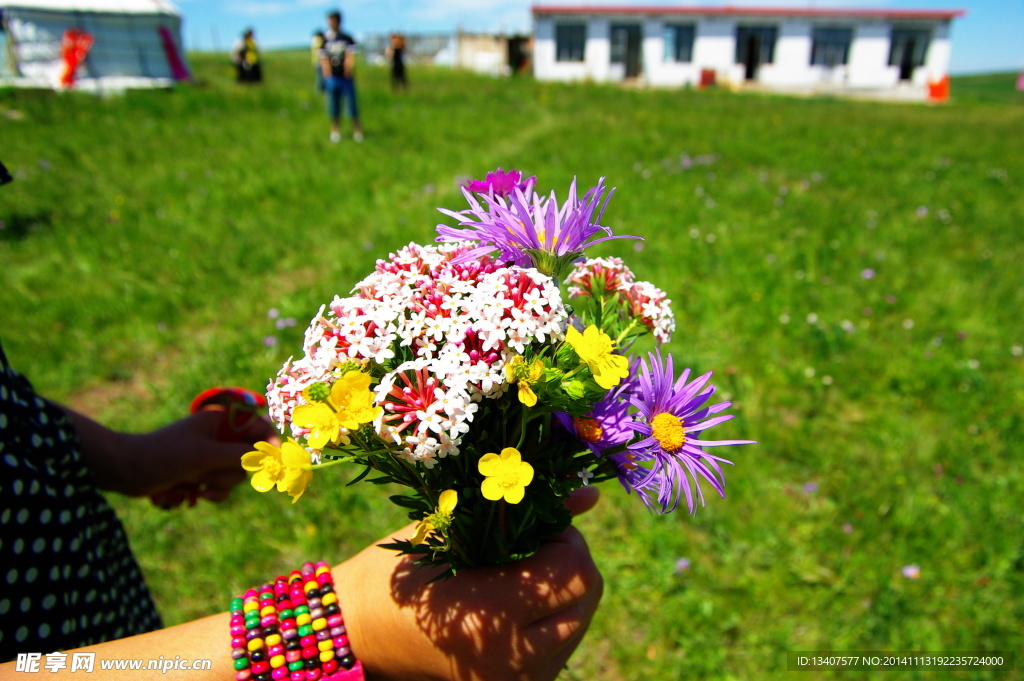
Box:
411, 489, 458, 544
292, 402, 343, 449
241, 440, 312, 503
293, 371, 381, 449
565, 324, 630, 389
479, 447, 534, 504
505, 355, 544, 407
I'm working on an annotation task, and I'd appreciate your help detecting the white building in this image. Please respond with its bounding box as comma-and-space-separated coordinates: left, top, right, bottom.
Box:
532, 5, 964, 98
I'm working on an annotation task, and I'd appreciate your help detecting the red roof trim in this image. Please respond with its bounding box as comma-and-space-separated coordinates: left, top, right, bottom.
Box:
531, 5, 965, 20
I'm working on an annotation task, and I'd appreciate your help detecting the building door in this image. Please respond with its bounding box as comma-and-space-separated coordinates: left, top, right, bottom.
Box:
889, 29, 930, 82
898, 36, 917, 81
610, 24, 642, 79
736, 26, 777, 82
743, 33, 760, 80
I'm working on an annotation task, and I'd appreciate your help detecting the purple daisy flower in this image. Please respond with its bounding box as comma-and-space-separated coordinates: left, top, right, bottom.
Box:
623, 349, 755, 514
436, 176, 639, 277
554, 365, 636, 456
463, 167, 536, 197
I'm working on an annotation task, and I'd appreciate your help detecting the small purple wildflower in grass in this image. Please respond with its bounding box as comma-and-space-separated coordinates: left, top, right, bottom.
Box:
803, 481, 819, 493
275, 318, 288, 330
915, 206, 929, 218
842, 523, 853, 534
675, 557, 691, 574
902, 564, 921, 579
886, 295, 897, 305
618, 349, 755, 514
956, 331, 968, 340
861, 268, 876, 280
462, 167, 536, 197
262, 336, 278, 347
267, 308, 280, 319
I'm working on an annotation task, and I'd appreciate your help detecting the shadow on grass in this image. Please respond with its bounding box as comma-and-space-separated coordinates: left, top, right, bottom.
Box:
0, 212, 53, 242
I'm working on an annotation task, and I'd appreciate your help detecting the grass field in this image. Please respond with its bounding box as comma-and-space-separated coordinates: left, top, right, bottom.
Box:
2, 53, 1023, 680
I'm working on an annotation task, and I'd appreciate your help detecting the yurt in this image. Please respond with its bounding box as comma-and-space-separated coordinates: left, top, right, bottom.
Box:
0, 0, 190, 90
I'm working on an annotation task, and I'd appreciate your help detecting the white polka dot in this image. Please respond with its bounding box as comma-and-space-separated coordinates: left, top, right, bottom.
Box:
92, 611, 103, 625
29, 480, 40, 494
49, 566, 60, 581
63, 484, 74, 497
0, 509, 10, 523
39, 508, 52, 524
0, 414, 6, 429
19, 596, 31, 612
15, 626, 27, 642
84, 590, 96, 603
30, 433, 42, 447
62, 564, 71, 579
16, 508, 28, 524
32, 537, 46, 553
77, 564, 90, 578
79, 614, 88, 628
13, 538, 24, 554
0, 599, 10, 614
38, 623, 50, 639
6, 568, 18, 584
59, 510, 71, 524
52, 537, 62, 552
76, 505, 87, 519
25, 568, 38, 584
61, 620, 71, 635
3, 454, 17, 467
39, 411, 48, 425
69, 537, 81, 552
42, 594, 57, 610
12, 479, 23, 495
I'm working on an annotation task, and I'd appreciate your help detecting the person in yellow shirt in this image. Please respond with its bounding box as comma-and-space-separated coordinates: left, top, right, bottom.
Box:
230, 28, 262, 84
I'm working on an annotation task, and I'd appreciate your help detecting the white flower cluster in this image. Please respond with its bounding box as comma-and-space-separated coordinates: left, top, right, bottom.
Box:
565, 257, 676, 345
267, 242, 568, 467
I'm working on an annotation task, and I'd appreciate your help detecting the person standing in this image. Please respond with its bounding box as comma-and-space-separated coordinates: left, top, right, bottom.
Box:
311, 30, 326, 93
230, 28, 261, 84
320, 10, 362, 143
385, 33, 408, 91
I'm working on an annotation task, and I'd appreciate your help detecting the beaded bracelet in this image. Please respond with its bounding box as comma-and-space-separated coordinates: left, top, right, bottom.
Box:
230, 561, 365, 681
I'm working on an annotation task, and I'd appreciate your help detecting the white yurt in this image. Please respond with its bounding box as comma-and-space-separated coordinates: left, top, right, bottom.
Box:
0, 0, 190, 90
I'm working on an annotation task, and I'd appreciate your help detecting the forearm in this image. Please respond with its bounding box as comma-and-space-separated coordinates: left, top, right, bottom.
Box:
61, 406, 138, 494
0, 612, 234, 680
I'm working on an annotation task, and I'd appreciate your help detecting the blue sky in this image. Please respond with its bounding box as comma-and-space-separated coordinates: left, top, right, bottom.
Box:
176, 0, 1022, 75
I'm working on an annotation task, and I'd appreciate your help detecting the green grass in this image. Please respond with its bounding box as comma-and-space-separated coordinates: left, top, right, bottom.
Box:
2, 52, 1023, 680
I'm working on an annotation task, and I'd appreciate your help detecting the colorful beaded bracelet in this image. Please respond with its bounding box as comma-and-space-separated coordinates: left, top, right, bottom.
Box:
230, 561, 365, 681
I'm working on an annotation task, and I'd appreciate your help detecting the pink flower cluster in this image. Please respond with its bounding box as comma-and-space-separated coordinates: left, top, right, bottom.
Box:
565, 257, 676, 344
267, 242, 568, 467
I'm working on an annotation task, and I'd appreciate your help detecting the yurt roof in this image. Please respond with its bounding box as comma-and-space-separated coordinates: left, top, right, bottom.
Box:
0, 0, 180, 15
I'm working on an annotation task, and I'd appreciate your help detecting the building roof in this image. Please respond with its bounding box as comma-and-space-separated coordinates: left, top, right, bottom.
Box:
0, 0, 179, 14
531, 5, 965, 21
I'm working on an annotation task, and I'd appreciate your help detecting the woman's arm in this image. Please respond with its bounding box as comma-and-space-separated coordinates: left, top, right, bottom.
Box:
0, 490, 602, 681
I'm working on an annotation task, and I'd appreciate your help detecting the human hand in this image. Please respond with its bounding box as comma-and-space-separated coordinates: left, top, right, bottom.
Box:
145, 406, 282, 506
333, 488, 603, 681
77, 405, 279, 503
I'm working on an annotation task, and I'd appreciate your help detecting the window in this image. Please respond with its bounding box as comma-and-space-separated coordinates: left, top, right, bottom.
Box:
735, 26, 778, 65
663, 24, 695, 63
888, 28, 930, 68
811, 27, 853, 66
555, 23, 585, 62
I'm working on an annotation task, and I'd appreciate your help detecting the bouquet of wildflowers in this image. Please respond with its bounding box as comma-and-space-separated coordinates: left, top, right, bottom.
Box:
243, 169, 754, 576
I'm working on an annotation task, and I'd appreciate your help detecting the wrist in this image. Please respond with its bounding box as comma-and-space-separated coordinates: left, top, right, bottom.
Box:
230, 561, 365, 681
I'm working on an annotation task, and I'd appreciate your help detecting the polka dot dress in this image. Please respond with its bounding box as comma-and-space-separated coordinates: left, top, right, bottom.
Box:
0, 343, 162, 661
